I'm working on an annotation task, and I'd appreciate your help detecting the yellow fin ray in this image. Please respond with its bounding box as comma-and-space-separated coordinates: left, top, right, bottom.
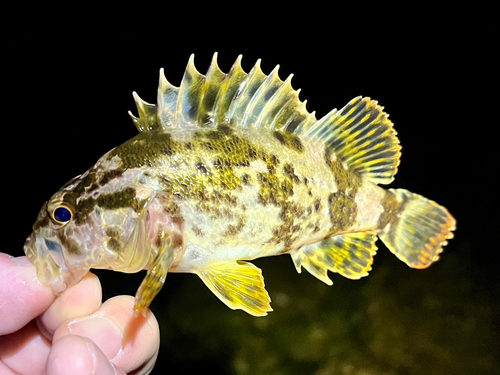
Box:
196, 261, 272, 316
291, 232, 378, 285
379, 189, 456, 268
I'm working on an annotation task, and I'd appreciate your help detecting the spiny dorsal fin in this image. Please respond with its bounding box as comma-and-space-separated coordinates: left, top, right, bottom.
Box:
129, 92, 158, 132
130, 53, 316, 132
303, 97, 402, 184
176, 54, 206, 127
157, 67, 180, 128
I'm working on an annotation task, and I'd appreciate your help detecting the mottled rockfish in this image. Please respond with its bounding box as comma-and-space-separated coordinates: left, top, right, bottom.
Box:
24, 54, 456, 316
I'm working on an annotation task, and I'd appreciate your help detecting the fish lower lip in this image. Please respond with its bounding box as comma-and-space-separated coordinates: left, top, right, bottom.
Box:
44, 239, 67, 269
45, 239, 63, 252
24, 233, 66, 292
23, 233, 37, 264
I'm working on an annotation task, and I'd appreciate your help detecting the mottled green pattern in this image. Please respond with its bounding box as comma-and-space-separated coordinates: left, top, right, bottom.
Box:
75, 188, 143, 224
272, 131, 304, 153
324, 149, 362, 232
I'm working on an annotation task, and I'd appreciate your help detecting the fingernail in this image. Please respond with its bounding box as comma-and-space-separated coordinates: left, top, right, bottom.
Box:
10, 255, 33, 266
68, 317, 122, 359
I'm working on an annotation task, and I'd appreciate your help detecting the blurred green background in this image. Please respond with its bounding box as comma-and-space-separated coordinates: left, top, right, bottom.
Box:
4, 8, 497, 374
93, 232, 498, 374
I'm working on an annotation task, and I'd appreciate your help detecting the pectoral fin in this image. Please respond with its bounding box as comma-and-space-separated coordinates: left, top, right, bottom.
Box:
291, 232, 378, 285
196, 261, 272, 316
134, 230, 174, 316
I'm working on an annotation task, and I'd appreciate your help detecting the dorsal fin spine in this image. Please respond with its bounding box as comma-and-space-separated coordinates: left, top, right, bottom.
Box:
254, 72, 296, 129
227, 59, 266, 125
302, 107, 338, 139
132, 91, 158, 132
243, 65, 283, 127
260, 75, 296, 131
212, 55, 246, 125
176, 54, 205, 127
197, 53, 226, 126
157, 68, 179, 129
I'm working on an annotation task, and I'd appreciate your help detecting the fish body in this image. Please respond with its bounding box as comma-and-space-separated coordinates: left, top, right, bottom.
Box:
24, 54, 456, 316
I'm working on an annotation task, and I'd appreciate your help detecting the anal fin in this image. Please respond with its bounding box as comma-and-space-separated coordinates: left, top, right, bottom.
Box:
291, 232, 378, 285
196, 261, 272, 316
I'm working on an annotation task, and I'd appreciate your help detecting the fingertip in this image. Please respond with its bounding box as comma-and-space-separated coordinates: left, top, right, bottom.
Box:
38, 272, 102, 338
47, 335, 121, 375
54, 295, 159, 374
0, 254, 55, 335
0, 320, 51, 374
101, 296, 159, 373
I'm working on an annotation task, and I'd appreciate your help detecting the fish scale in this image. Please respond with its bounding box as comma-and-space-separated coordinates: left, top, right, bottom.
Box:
24, 54, 456, 316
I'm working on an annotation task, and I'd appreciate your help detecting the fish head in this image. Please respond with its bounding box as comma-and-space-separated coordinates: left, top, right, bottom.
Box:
24, 170, 154, 294
24, 188, 91, 293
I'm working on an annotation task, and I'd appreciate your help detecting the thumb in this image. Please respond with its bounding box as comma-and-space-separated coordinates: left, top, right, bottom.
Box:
0, 254, 55, 335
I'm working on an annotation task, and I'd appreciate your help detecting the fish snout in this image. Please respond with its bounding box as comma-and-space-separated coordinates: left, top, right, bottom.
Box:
23, 232, 67, 293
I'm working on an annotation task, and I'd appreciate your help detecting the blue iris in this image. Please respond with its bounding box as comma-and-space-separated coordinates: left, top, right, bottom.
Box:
54, 207, 72, 223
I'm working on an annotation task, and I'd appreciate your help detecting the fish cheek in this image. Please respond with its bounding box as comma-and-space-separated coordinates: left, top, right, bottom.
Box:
57, 230, 82, 256
105, 227, 123, 252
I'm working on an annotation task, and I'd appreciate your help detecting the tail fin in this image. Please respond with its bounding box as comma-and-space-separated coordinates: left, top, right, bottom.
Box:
379, 189, 456, 268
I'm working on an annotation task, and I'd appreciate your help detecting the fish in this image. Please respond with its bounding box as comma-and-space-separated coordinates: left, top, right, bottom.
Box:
24, 53, 456, 317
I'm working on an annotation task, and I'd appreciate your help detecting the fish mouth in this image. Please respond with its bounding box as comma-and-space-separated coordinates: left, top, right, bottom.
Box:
24, 232, 68, 293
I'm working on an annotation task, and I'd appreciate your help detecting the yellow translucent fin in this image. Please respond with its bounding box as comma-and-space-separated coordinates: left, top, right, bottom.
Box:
379, 189, 456, 268
196, 261, 272, 316
157, 67, 180, 128
114, 206, 152, 273
196, 53, 226, 126
291, 232, 378, 285
134, 230, 174, 316
303, 97, 401, 185
212, 55, 247, 125
130, 92, 159, 133
130, 53, 316, 132
176, 54, 207, 127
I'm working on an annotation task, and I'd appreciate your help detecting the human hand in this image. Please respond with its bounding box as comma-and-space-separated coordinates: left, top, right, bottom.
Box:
0, 253, 160, 375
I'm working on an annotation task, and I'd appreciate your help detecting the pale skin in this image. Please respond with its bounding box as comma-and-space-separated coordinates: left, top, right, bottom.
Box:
0, 253, 160, 375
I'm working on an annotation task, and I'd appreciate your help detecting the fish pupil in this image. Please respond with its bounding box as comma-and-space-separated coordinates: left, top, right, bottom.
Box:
54, 207, 72, 222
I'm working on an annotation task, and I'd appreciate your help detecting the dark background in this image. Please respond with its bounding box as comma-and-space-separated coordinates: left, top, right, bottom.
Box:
4, 8, 498, 375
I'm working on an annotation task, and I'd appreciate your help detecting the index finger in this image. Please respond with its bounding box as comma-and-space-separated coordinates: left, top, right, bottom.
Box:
0, 253, 55, 335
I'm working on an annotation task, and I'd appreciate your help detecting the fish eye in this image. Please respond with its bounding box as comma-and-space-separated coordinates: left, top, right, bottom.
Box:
52, 205, 73, 224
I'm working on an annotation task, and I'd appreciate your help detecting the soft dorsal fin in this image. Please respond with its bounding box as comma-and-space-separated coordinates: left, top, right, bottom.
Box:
129, 53, 316, 132
303, 97, 402, 184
